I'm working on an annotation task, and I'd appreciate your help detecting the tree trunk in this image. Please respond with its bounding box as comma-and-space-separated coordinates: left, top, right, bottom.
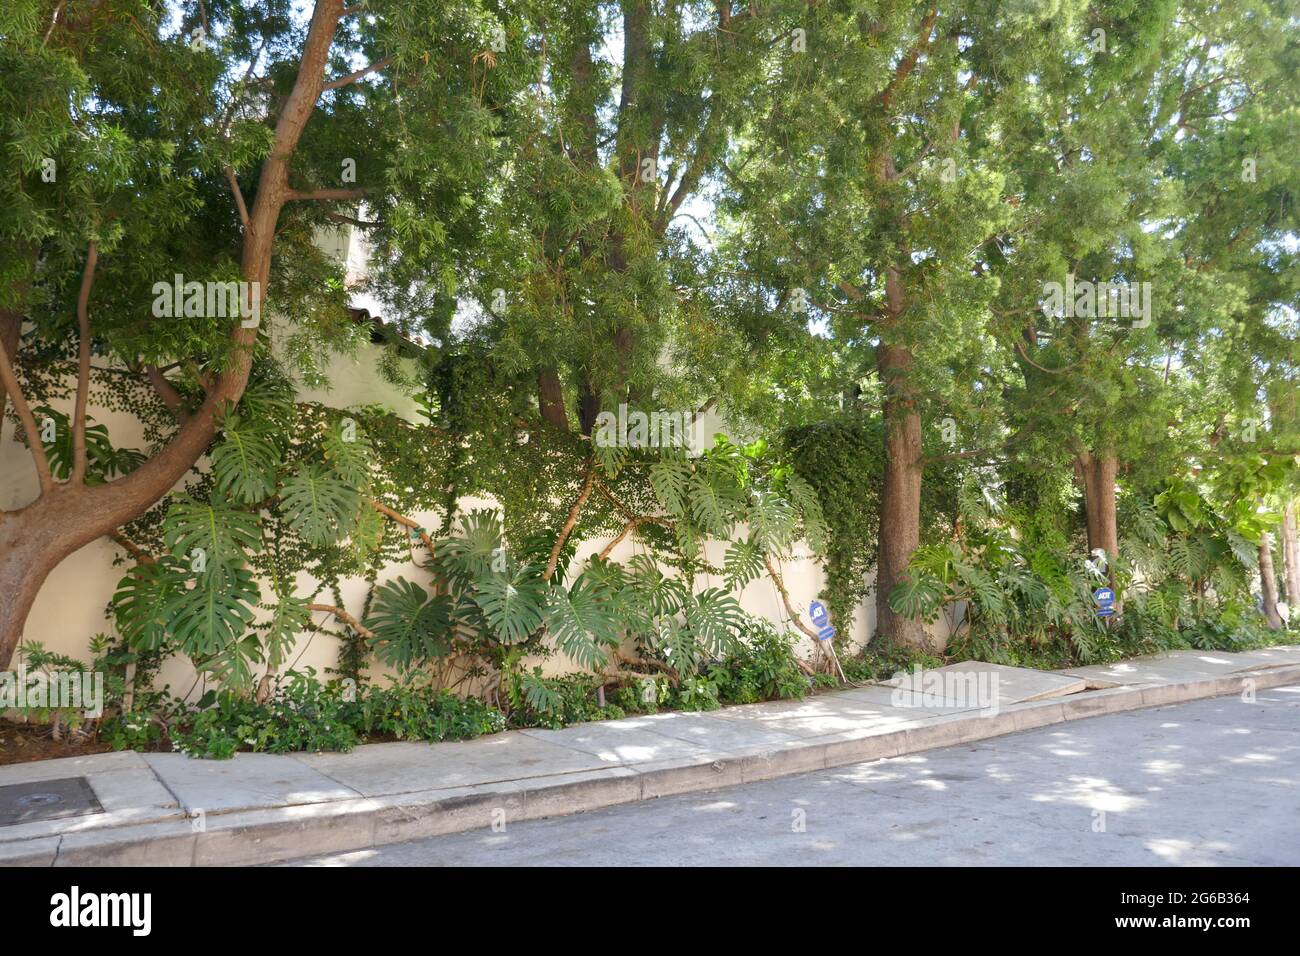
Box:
537, 367, 568, 428
0, 0, 345, 669
1281, 501, 1299, 614
0, 310, 20, 421
1076, 450, 1119, 559
874, 343, 933, 651
1259, 531, 1284, 630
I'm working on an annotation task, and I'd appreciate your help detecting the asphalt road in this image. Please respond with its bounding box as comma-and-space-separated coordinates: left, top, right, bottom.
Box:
292, 683, 1300, 867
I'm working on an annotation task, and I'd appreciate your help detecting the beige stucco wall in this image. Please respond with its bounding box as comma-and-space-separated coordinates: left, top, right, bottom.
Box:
1, 223, 956, 698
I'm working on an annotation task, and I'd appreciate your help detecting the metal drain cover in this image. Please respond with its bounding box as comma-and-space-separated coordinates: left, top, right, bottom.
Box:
0, 777, 102, 827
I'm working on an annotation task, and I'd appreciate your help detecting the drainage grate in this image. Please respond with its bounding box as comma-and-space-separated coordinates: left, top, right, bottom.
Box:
0, 776, 103, 827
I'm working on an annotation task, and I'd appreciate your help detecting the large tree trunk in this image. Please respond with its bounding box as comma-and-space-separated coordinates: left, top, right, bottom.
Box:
1076, 450, 1119, 560
1281, 501, 1299, 614
874, 343, 932, 651
1259, 531, 1284, 630
537, 367, 568, 428
0, 310, 20, 421
0, 0, 345, 669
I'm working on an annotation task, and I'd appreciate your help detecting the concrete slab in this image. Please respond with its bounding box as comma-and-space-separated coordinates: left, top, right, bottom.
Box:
519, 717, 713, 764
143, 752, 361, 813
0, 750, 149, 786
1059, 649, 1277, 686
708, 694, 933, 738
295, 732, 611, 797
836, 683, 982, 713
1224, 645, 1300, 669
611, 711, 804, 751
882, 661, 1086, 705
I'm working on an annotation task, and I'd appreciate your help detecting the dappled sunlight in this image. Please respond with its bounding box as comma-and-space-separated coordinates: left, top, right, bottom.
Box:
1145, 838, 1238, 865
1141, 759, 1184, 776
1030, 775, 1146, 813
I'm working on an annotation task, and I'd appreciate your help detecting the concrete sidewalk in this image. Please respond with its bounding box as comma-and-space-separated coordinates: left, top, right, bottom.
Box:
2, 645, 1298, 866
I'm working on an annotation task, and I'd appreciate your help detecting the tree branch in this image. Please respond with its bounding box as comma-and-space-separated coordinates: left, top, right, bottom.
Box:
322, 56, 392, 91
763, 554, 825, 672
364, 497, 435, 552
285, 187, 371, 202
306, 603, 376, 639
879, 6, 938, 109
71, 241, 99, 484
0, 314, 52, 494
224, 165, 251, 231
545, 457, 596, 581
144, 365, 189, 423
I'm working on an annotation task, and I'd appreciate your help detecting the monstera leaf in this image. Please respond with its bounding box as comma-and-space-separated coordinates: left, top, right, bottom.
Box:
161, 498, 261, 568
784, 474, 828, 552
210, 416, 281, 504
649, 458, 691, 517
260, 593, 313, 671
32, 405, 144, 482
472, 563, 545, 643
682, 588, 744, 657
689, 470, 737, 536
440, 509, 504, 586
279, 463, 359, 546
365, 578, 454, 668
747, 490, 795, 555
322, 416, 373, 486
723, 536, 766, 590
112, 558, 188, 650
543, 578, 620, 669
164, 564, 261, 658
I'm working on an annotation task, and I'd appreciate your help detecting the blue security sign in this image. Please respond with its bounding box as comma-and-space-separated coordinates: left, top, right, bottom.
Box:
809, 600, 831, 629
1093, 587, 1115, 606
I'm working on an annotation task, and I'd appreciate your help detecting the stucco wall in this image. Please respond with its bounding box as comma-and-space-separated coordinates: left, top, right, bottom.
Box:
1, 223, 956, 696
2, 339, 951, 699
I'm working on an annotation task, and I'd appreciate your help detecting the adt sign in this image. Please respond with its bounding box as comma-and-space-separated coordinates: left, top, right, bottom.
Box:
808, 600, 836, 641
809, 601, 830, 629
1093, 587, 1115, 618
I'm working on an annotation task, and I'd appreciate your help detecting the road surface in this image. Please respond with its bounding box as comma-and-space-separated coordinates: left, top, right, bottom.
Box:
292, 683, 1300, 866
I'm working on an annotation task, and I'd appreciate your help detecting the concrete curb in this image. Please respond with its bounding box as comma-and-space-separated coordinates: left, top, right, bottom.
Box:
4, 663, 1297, 867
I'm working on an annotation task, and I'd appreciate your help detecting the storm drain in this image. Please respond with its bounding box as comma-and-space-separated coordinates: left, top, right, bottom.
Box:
0, 777, 102, 827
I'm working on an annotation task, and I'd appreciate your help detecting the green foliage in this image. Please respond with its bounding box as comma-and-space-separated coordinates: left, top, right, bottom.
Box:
168, 671, 506, 759
706, 619, 809, 705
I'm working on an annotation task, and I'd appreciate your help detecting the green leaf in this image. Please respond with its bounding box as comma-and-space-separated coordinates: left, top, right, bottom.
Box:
112, 559, 187, 650
544, 578, 620, 669
683, 588, 744, 657
162, 498, 261, 567
164, 564, 260, 658
322, 417, 373, 486
689, 470, 736, 536
365, 578, 453, 668
210, 416, 281, 505
747, 490, 795, 555
280, 464, 360, 546
650, 459, 691, 517
472, 563, 546, 643
261, 593, 312, 671
785, 474, 828, 551
723, 537, 766, 590
440, 509, 505, 585
888, 573, 946, 621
